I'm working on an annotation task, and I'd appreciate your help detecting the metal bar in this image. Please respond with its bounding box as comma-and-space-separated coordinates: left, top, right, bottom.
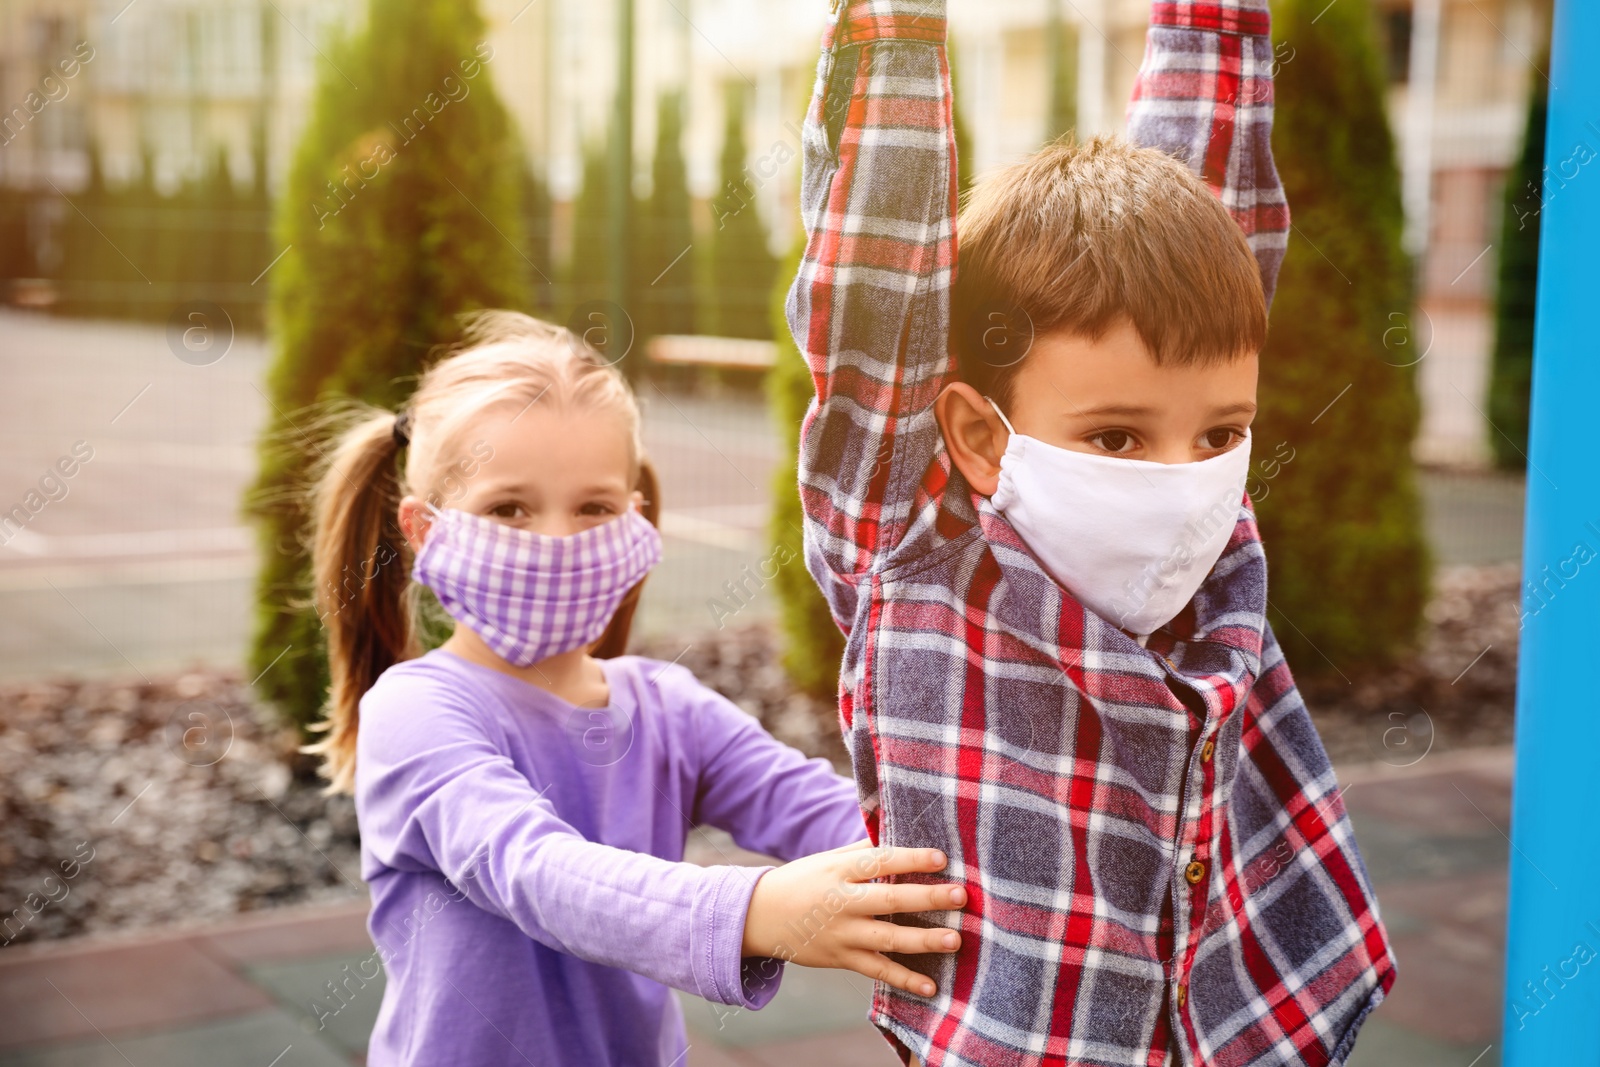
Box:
1502, 0, 1600, 1058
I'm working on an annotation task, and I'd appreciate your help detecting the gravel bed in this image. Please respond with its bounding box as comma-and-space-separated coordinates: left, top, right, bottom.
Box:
0, 670, 362, 950
1296, 563, 1519, 765
0, 564, 1517, 948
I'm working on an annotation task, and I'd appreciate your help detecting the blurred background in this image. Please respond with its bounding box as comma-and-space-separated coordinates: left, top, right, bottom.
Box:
0, 0, 1551, 1063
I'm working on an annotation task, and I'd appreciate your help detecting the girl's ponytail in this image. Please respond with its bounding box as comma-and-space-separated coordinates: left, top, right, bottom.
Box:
303, 409, 419, 795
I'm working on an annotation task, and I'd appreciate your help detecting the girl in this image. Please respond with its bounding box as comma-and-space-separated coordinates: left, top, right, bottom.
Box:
304, 310, 966, 1066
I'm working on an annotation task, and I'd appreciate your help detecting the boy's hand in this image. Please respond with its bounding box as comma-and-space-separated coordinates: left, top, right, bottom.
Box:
741, 839, 966, 996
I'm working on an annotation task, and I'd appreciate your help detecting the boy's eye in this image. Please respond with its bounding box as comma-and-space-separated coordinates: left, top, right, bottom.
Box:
1200, 428, 1241, 452
1088, 430, 1137, 454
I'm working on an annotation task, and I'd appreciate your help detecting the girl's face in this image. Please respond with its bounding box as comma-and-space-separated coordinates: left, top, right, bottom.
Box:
399, 401, 641, 550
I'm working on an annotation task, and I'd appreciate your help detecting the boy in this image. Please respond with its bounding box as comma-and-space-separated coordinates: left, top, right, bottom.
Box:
786, 0, 1397, 1064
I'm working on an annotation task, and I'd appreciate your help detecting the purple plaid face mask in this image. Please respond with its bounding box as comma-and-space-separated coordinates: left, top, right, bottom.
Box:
411, 504, 663, 667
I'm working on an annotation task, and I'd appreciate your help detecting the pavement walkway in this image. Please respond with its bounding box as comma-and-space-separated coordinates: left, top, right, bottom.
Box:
0, 311, 1526, 682
0, 744, 1513, 1067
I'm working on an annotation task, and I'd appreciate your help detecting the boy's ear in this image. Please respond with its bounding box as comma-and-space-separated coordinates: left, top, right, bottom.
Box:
933, 382, 1009, 497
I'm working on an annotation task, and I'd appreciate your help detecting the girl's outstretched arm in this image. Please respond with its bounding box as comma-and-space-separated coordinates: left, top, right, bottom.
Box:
667, 660, 866, 858
357, 672, 773, 1006
356, 669, 963, 1000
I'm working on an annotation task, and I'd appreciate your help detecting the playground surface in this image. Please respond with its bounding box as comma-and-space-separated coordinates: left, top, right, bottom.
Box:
0, 744, 1512, 1067
0, 307, 1525, 1066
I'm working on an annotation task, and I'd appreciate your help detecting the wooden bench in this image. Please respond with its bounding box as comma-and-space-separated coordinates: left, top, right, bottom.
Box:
645, 334, 778, 371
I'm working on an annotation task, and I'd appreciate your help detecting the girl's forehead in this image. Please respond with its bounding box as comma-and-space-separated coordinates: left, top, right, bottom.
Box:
477, 402, 632, 454
439, 403, 635, 496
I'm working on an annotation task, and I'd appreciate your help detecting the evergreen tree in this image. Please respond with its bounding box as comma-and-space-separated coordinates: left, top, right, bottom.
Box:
146, 162, 197, 323
0, 185, 32, 286
1253, 0, 1430, 672
949, 37, 975, 199
246, 0, 534, 735
567, 134, 612, 312
55, 139, 108, 317
707, 82, 775, 339
1043, 0, 1078, 144
639, 90, 695, 338
564, 121, 650, 365
520, 158, 555, 312
232, 116, 275, 333
200, 145, 238, 309
768, 237, 844, 698
1486, 56, 1546, 470
118, 143, 159, 320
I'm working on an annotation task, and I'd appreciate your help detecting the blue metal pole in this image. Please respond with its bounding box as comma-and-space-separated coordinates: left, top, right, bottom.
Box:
1502, 0, 1600, 1060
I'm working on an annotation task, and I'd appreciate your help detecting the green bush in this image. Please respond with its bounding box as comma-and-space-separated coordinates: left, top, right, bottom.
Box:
707, 83, 776, 339
0, 186, 35, 284
245, 0, 534, 736
49, 136, 273, 329
768, 238, 845, 699
1043, 3, 1077, 144
521, 158, 555, 314
639, 91, 696, 340
1252, 0, 1430, 673
567, 135, 612, 313
949, 37, 974, 199
53, 142, 108, 317
1486, 55, 1546, 470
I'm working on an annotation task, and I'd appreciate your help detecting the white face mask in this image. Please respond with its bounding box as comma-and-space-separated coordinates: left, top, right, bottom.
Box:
987, 399, 1253, 637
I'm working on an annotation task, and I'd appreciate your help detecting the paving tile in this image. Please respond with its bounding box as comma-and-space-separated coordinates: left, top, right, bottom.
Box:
1376, 868, 1507, 950
246, 951, 385, 1059
680, 965, 875, 1047
1379, 929, 1504, 1047
0, 937, 273, 1052
0, 756, 1520, 1067
1344, 807, 1506, 887
201, 901, 372, 967
686, 1039, 759, 1067
1344, 1015, 1499, 1067
0, 1008, 351, 1067
739, 1027, 902, 1067
1343, 767, 1514, 837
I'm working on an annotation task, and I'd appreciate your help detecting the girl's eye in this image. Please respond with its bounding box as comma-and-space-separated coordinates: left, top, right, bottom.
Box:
487, 503, 525, 519
579, 502, 618, 518
1200, 428, 1241, 452
1089, 430, 1137, 454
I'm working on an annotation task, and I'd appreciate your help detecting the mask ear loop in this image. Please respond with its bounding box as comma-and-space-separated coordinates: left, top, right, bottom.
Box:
983, 395, 1018, 436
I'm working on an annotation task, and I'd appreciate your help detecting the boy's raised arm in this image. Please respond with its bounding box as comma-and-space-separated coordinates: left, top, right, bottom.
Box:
1126, 0, 1290, 305
786, 0, 955, 607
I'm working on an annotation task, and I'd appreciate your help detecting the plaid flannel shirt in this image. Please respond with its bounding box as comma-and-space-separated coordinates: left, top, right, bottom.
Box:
785, 1, 1397, 1064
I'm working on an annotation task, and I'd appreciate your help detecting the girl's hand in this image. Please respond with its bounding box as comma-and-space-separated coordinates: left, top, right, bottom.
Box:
740, 839, 966, 997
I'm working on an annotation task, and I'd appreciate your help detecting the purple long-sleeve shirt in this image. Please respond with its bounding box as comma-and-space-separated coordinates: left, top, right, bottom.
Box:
354, 648, 867, 1066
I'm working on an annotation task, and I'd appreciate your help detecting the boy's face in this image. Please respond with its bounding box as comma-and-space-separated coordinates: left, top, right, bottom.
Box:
933, 317, 1258, 495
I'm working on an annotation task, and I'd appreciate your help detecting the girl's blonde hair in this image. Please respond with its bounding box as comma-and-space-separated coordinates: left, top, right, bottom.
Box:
302, 309, 656, 794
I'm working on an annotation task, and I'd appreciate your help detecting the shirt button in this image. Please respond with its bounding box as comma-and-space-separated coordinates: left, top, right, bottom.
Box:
1184, 860, 1206, 885
1177, 983, 1188, 1007
1201, 739, 1215, 762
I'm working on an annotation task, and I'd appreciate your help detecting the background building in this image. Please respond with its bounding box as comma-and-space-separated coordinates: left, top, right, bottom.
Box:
0, 0, 1551, 466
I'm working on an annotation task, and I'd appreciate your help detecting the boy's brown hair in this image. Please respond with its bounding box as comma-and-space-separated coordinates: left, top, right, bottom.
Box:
951, 135, 1268, 408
